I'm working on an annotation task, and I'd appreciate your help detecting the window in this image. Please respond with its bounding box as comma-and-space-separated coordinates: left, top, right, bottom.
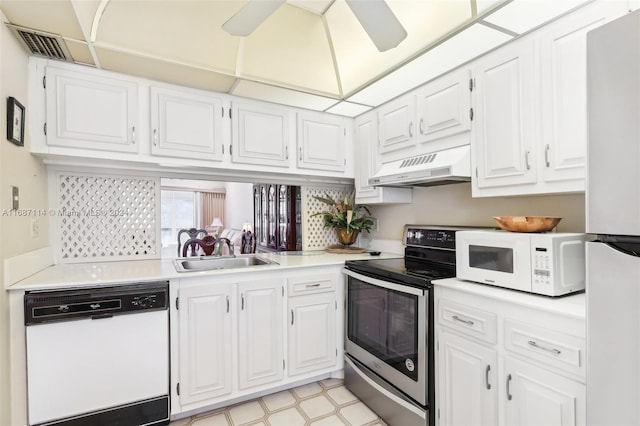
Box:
161, 190, 195, 247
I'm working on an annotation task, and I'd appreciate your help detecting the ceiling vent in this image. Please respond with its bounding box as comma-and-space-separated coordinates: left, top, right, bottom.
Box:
6, 24, 72, 62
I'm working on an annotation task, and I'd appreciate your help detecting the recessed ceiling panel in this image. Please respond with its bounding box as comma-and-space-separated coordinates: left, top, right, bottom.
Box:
65, 39, 94, 65
232, 80, 338, 111
96, 0, 241, 75
327, 0, 472, 95
348, 23, 512, 106
325, 101, 372, 117
0, 0, 85, 40
95, 47, 237, 93
483, 0, 590, 34
241, 3, 339, 96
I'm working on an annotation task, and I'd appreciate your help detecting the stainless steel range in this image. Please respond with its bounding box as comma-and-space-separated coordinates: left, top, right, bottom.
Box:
343, 225, 476, 426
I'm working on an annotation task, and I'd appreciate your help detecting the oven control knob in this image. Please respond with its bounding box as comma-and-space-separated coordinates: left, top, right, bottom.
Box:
407, 231, 415, 239
414, 231, 423, 239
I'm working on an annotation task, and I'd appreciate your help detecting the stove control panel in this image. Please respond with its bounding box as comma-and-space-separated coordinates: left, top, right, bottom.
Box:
405, 228, 457, 249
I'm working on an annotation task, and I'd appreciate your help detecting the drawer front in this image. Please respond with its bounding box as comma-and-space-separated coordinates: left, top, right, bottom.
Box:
438, 299, 497, 344
504, 318, 585, 379
288, 274, 335, 296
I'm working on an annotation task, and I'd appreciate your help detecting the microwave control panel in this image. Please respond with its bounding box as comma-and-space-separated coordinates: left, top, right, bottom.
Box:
533, 245, 553, 286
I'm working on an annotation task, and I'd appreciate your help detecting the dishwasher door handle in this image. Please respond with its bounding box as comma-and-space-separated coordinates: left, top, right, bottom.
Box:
91, 313, 114, 320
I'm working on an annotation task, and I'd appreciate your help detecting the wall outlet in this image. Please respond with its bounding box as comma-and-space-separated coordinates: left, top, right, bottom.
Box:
10, 186, 19, 210
31, 218, 39, 238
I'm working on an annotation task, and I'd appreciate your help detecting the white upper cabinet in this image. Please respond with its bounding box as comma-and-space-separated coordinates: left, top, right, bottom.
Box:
416, 68, 472, 149
45, 66, 139, 152
354, 111, 412, 205
378, 94, 417, 157
538, 1, 626, 185
231, 101, 292, 168
296, 111, 346, 172
150, 86, 224, 161
472, 39, 537, 192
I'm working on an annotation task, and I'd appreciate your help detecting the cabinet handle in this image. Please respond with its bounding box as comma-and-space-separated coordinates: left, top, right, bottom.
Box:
409, 121, 414, 138
305, 283, 321, 288
131, 126, 136, 144
419, 118, 425, 134
485, 364, 491, 390
153, 129, 157, 146
285, 146, 289, 160
506, 374, 513, 400
525, 150, 531, 170
241, 293, 245, 310
528, 340, 561, 356
291, 309, 294, 325
299, 146, 302, 161
545, 144, 550, 167
226, 295, 229, 313
452, 315, 474, 326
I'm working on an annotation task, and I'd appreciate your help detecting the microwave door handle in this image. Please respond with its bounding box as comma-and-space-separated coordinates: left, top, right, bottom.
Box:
343, 269, 425, 297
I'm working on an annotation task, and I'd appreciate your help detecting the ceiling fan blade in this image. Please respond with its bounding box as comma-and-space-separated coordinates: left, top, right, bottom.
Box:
346, 0, 408, 52
223, 0, 286, 36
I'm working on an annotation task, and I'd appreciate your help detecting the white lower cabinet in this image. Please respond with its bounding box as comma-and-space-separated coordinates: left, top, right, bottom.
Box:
172, 267, 342, 415
177, 281, 232, 406
438, 331, 497, 426
504, 356, 585, 426
288, 292, 336, 376
238, 279, 284, 389
435, 282, 585, 426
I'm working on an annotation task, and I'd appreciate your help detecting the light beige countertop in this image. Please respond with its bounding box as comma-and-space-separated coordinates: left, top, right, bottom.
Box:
433, 277, 586, 320
10, 251, 402, 291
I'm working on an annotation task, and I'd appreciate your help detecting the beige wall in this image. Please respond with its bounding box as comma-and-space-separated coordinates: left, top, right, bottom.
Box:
369, 183, 585, 240
0, 17, 50, 424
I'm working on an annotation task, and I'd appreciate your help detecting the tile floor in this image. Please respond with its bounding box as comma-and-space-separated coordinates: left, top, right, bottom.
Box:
170, 379, 387, 426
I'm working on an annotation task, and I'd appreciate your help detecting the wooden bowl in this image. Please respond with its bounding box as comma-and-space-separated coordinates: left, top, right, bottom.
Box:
493, 216, 562, 233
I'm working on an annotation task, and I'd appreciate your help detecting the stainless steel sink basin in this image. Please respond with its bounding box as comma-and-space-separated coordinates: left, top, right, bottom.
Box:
174, 255, 278, 272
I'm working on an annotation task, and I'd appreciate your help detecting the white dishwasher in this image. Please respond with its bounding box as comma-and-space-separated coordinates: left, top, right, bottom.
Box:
24, 282, 170, 426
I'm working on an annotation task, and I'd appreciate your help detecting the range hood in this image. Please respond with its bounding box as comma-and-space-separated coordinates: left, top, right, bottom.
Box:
369, 145, 471, 187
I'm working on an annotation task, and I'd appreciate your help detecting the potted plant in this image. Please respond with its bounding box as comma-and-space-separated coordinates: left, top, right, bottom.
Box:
312, 191, 375, 246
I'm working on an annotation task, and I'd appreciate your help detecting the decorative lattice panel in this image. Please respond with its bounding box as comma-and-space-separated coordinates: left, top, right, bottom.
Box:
302, 186, 353, 250
57, 173, 159, 261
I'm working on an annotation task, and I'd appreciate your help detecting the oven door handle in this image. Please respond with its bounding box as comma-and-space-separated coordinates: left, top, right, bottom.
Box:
343, 269, 425, 296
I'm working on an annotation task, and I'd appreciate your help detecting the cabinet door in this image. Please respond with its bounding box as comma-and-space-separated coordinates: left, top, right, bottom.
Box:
238, 279, 284, 389
297, 112, 346, 172
378, 95, 416, 155
231, 101, 291, 167
354, 111, 412, 205
416, 69, 472, 146
504, 356, 585, 426
46, 67, 139, 152
438, 331, 498, 426
178, 282, 232, 405
150, 86, 224, 161
473, 41, 537, 189
539, 3, 624, 184
288, 292, 336, 376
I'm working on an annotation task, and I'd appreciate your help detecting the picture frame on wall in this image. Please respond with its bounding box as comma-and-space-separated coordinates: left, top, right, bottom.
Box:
7, 96, 25, 147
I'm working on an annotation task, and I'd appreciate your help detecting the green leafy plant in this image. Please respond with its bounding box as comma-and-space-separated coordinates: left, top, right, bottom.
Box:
312, 191, 375, 232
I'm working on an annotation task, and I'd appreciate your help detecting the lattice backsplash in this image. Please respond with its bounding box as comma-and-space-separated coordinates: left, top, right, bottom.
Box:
57, 173, 159, 262
302, 186, 353, 250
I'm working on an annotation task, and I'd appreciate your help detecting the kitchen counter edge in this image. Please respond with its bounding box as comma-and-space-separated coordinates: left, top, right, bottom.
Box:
9, 252, 402, 291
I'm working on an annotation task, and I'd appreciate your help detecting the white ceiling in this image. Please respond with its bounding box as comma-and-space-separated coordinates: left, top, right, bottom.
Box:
0, 0, 591, 116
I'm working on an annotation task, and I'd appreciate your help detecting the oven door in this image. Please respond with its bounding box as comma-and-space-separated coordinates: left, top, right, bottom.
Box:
344, 269, 428, 406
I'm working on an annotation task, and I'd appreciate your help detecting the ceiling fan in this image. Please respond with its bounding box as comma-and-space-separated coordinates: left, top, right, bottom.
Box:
222, 0, 408, 52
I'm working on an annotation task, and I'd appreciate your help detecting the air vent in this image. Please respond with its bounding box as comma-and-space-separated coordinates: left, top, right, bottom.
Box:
6, 24, 72, 62
400, 153, 437, 169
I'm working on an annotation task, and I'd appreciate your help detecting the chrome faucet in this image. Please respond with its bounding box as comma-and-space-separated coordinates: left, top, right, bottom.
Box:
212, 237, 235, 257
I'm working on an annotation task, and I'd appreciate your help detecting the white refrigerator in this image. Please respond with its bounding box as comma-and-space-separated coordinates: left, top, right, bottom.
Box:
587, 9, 640, 426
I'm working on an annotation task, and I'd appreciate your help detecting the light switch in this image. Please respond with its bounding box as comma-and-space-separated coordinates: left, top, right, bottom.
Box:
10, 186, 18, 210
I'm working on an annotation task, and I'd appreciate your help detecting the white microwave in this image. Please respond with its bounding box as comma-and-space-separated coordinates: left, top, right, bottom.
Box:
455, 230, 586, 296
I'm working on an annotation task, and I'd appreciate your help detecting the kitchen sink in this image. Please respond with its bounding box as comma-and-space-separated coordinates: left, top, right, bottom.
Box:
174, 255, 278, 272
